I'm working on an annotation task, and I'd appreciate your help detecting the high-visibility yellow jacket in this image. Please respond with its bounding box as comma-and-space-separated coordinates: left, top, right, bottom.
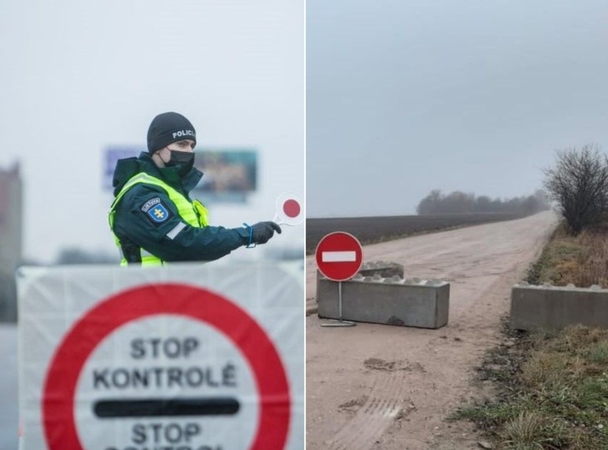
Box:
109, 153, 249, 265
109, 172, 209, 266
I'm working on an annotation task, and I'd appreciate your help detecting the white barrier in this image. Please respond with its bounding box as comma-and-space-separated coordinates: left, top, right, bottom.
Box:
17, 262, 304, 450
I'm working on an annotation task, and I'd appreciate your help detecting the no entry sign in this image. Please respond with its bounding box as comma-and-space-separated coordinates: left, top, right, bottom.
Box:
315, 232, 363, 281
17, 264, 304, 450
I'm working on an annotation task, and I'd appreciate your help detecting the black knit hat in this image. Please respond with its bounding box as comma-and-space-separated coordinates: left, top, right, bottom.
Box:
147, 112, 197, 153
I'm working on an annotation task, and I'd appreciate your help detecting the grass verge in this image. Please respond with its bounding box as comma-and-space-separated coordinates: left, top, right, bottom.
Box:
527, 221, 608, 287
451, 220, 608, 449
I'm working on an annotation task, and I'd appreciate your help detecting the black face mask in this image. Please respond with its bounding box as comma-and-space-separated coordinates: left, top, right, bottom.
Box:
165, 150, 195, 177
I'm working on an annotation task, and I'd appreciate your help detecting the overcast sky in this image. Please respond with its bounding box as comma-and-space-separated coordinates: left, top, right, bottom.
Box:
307, 0, 608, 217
0, 0, 304, 263
4, 1, 608, 260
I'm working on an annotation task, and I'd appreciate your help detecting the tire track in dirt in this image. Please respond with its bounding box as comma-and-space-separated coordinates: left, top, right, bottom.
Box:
326, 366, 415, 450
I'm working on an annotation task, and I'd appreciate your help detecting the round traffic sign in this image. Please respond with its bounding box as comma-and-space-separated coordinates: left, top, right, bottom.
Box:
315, 232, 363, 281
42, 284, 290, 450
274, 192, 303, 226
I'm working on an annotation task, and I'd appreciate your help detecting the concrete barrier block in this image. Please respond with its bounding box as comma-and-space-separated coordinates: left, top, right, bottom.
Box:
316, 274, 450, 329
316, 261, 405, 286
358, 261, 405, 278
510, 284, 608, 331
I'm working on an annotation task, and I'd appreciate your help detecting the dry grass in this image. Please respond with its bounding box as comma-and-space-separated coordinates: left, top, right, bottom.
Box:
528, 222, 608, 288
519, 352, 571, 389
499, 411, 567, 450
454, 220, 608, 449
455, 325, 608, 449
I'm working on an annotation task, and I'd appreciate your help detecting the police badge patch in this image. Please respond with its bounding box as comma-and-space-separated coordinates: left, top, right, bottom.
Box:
141, 197, 161, 213
146, 203, 170, 223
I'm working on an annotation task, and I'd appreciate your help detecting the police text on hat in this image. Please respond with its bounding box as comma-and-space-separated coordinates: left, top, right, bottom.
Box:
147, 112, 197, 153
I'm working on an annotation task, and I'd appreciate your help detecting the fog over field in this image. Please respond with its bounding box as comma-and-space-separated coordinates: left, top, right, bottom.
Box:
307, 0, 608, 218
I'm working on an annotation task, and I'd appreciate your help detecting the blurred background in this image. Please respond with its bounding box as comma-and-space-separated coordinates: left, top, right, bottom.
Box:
0, 0, 305, 321
0, 0, 304, 447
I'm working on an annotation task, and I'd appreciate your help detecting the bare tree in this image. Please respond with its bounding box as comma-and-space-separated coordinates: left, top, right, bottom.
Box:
474, 195, 493, 212
543, 145, 608, 234
443, 191, 475, 213
416, 189, 444, 215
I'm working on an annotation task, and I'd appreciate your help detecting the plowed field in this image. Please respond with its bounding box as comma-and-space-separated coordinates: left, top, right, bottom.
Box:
306, 212, 524, 254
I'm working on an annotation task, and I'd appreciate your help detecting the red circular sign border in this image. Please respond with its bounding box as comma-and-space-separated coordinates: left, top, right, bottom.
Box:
315, 231, 363, 281
42, 283, 290, 450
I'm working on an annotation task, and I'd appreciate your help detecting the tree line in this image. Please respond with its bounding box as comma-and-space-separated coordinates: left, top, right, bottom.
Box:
417, 144, 608, 236
416, 189, 550, 216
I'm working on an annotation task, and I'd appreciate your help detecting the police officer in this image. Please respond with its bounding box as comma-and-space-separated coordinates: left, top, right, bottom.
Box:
109, 111, 281, 265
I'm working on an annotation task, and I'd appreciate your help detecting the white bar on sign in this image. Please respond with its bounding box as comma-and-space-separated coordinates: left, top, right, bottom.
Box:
322, 251, 356, 262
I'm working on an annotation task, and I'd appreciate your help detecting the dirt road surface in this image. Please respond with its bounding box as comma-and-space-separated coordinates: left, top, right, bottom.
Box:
306, 211, 557, 450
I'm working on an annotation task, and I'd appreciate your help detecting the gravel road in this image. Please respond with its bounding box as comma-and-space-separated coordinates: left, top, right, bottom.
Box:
306, 211, 557, 450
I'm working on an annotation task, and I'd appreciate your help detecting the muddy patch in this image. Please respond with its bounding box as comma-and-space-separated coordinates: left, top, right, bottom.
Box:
363, 358, 422, 372
338, 395, 368, 411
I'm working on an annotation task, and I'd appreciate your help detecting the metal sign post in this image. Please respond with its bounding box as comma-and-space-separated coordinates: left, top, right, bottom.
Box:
320, 281, 356, 327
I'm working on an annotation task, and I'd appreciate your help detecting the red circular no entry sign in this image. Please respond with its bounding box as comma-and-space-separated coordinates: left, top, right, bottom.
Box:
315, 232, 363, 282
42, 284, 290, 450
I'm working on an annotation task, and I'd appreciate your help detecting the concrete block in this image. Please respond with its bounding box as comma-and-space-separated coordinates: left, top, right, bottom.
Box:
357, 261, 405, 278
315, 261, 405, 288
510, 284, 608, 331
316, 274, 450, 329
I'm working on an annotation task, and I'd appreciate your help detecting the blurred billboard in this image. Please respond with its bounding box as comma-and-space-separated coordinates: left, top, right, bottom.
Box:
103, 147, 257, 203
193, 149, 257, 202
